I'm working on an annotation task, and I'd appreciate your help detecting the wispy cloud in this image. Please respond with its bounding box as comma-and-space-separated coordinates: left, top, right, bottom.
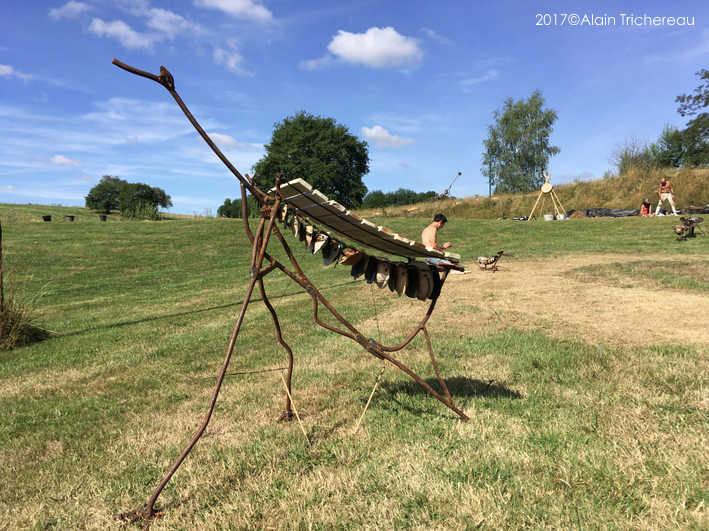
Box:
47, 155, 82, 167
460, 70, 498, 90
421, 28, 452, 46
299, 55, 335, 71
88, 18, 155, 50
303, 27, 423, 70
48, 1, 92, 21
0, 64, 32, 82
361, 125, 416, 148
0, 185, 16, 191
143, 7, 204, 39
194, 0, 273, 22
208, 132, 239, 147
213, 39, 252, 75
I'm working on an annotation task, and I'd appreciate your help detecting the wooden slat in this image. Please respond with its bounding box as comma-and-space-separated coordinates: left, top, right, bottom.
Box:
271, 178, 459, 262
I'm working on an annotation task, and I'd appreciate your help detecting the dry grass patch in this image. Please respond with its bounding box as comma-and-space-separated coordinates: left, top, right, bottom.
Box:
435, 253, 709, 347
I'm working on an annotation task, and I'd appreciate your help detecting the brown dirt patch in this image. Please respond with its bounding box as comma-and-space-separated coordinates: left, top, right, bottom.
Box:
359, 253, 709, 348
438, 253, 709, 347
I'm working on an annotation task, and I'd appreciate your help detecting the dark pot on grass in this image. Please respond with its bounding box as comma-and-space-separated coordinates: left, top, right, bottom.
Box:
43, 215, 52, 222
65, 215, 75, 222
98, 215, 107, 221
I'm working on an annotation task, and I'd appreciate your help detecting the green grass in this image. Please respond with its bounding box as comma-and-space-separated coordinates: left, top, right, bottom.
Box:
1, 210, 708, 530
574, 260, 709, 293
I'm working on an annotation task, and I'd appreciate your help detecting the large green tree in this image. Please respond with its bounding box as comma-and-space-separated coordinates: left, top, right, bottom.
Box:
84, 175, 127, 214
85, 176, 172, 213
252, 111, 369, 208
482, 90, 560, 193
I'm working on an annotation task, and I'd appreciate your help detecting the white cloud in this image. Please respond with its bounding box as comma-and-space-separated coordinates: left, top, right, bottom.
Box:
194, 0, 273, 21
47, 155, 83, 167
421, 28, 452, 46
88, 18, 155, 50
0, 185, 16, 191
208, 132, 239, 147
399, 161, 412, 169
214, 40, 252, 75
299, 55, 335, 71
0, 64, 32, 82
326, 27, 423, 69
48, 1, 92, 21
361, 125, 416, 148
144, 7, 203, 39
461, 70, 498, 90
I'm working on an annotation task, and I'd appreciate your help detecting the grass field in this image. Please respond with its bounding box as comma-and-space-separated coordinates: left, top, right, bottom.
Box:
1, 205, 708, 530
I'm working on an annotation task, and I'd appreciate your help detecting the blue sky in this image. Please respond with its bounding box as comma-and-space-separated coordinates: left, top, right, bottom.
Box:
1, 1, 707, 214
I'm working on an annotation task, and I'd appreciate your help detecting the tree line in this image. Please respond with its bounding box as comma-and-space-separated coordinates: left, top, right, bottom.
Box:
360, 188, 438, 209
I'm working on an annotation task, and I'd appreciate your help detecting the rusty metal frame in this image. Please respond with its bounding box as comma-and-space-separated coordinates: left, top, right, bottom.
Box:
112, 60, 469, 528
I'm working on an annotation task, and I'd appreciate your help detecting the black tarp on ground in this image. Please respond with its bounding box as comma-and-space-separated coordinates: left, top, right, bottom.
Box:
565, 206, 709, 218
565, 208, 640, 218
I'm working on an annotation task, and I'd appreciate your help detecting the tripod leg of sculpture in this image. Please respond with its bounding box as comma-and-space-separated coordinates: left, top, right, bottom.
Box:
258, 278, 295, 420
129, 219, 276, 525
133, 271, 261, 524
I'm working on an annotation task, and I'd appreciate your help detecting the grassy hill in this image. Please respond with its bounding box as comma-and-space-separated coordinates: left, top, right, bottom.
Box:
354, 167, 709, 221
1, 213, 707, 529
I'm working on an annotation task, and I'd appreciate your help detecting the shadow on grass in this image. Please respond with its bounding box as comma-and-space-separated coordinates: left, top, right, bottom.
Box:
0, 299, 53, 351
58, 278, 360, 339
380, 375, 521, 412
0, 321, 52, 351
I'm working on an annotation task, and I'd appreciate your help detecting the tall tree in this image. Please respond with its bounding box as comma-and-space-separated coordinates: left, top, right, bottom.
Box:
84, 175, 127, 214
649, 126, 684, 169
482, 90, 560, 193
675, 69, 709, 166
252, 111, 369, 208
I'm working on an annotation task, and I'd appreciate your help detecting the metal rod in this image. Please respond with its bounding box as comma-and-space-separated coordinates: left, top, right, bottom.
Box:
144, 265, 261, 515
111, 59, 265, 205
259, 278, 295, 416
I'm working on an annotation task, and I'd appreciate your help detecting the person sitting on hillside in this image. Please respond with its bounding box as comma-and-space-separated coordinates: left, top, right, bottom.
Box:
422, 213, 453, 266
639, 198, 654, 217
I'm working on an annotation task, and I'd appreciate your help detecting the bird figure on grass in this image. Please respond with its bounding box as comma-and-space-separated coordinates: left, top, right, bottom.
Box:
475, 251, 513, 272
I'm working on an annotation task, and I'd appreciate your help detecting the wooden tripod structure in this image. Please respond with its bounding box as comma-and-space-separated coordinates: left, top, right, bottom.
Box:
528, 170, 566, 220
111, 60, 470, 528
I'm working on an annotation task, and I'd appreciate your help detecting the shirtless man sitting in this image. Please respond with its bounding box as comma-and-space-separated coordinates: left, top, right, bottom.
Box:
422, 214, 452, 266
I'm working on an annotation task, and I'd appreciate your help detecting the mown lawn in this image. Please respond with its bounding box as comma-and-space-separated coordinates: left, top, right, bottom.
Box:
0, 210, 707, 530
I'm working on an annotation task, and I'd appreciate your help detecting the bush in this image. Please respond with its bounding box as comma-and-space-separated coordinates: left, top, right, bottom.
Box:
0, 253, 49, 351
121, 201, 161, 221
